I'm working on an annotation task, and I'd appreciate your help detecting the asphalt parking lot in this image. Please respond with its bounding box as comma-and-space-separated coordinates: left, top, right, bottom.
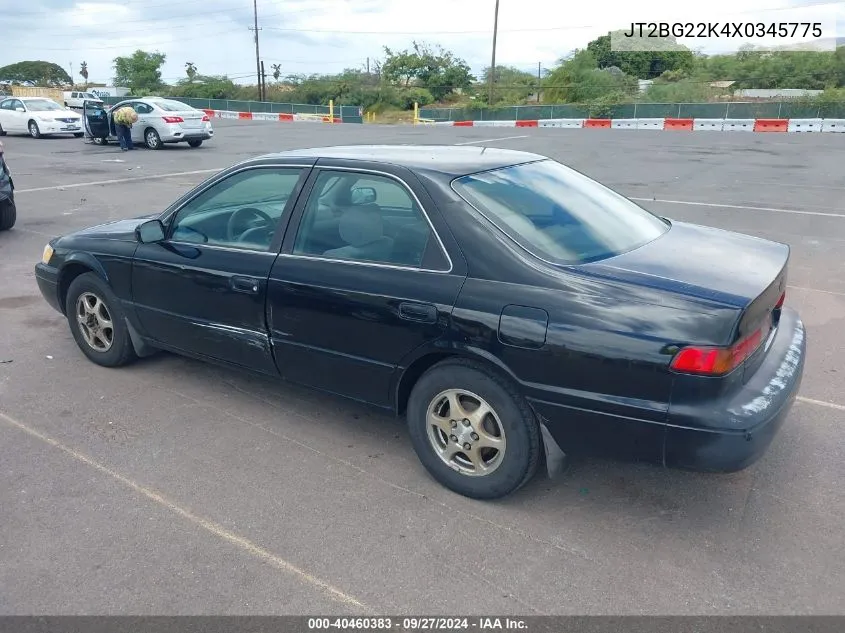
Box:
1, 120, 844, 615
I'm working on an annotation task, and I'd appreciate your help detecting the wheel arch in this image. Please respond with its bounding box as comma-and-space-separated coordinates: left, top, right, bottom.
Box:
57, 254, 109, 315
395, 344, 567, 480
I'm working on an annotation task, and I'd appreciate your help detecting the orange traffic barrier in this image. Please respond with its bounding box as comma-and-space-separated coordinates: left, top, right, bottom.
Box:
665, 118, 694, 131
202, 109, 216, 118
584, 119, 611, 128
515, 119, 538, 127
238, 111, 253, 120
453, 120, 474, 127
279, 113, 294, 121
754, 118, 788, 132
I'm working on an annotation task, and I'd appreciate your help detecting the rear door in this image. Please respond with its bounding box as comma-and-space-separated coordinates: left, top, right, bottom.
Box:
129, 101, 154, 143
266, 161, 467, 407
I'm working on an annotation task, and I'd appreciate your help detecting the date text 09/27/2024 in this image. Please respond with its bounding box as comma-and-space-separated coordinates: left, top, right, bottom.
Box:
623, 22, 823, 39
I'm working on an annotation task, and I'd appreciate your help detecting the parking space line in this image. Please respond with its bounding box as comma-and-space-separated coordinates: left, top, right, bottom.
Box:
454, 135, 529, 145
0, 410, 369, 611
788, 285, 845, 297
15, 169, 221, 194
632, 197, 845, 218
797, 396, 845, 412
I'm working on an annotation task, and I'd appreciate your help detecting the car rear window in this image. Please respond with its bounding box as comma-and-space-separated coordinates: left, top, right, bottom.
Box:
451, 159, 669, 265
154, 100, 193, 111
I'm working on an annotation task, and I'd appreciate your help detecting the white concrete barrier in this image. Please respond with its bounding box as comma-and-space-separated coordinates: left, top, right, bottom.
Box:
722, 119, 755, 131
538, 119, 584, 128
610, 119, 638, 129
636, 118, 665, 130
472, 120, 516, 127
820, 119, 845, 132
788, 119, 823, 132
693, 119, 725, 131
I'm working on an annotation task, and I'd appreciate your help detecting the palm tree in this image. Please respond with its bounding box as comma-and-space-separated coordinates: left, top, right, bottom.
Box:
185, 62, 197, 81
79, 61, 89, 88
271, 64, 282, 81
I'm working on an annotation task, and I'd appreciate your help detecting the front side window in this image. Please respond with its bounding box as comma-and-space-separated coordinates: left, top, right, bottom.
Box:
452, 159, 669, 265
293, 170, 434, 268
169, 167, 303, 251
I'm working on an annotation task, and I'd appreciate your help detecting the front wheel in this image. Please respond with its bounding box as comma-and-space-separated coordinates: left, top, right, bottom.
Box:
406, 358, 541, 500
187, 139, 203, 148
29, 121, 41, 139
144, 127, 162, 149
73, 132, 84, 138
65, 272, 137, 368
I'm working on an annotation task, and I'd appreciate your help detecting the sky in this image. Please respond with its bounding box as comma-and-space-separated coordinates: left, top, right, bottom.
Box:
1, 0, 842, 86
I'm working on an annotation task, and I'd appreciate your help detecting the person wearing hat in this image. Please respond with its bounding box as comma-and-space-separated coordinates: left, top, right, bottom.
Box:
113, 105, 138, 151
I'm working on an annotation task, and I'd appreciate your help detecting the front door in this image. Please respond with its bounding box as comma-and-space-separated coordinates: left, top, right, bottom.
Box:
131, 163, 312, 374
83, 100, 110, 139
128, 101, 154, 143
267, 166, 467, 408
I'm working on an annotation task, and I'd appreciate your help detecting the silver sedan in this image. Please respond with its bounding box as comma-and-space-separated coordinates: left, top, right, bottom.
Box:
83, 97, 214, 149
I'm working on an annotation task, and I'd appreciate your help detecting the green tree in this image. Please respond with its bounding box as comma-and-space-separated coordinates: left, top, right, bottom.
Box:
382, 41, 474, 100
170, 75, 241, 99
113, 50, 166, 93
543, 49, 636, 103
481, 65, 537, 104
185, 62, 197, 81
587, 32, 695, 79
0, 61, 71, 86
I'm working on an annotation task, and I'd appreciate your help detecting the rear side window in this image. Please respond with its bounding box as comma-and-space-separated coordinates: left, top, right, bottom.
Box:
452, 159, 669, 265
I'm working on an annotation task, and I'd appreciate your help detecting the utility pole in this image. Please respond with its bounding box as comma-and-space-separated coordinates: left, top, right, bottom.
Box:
366, 57, 370, 74
537, 62, 541, 103
69, 62, 74, 87
488, 0, 500, 105
249, 0, 263, 101
260, 60, 267, 101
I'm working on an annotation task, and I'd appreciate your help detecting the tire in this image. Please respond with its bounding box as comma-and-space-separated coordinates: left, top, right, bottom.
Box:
144, 127, 162, 149
93, 137, 108, 145
64, 272, 137, 368
0, 197, 15, 231
0, 122, 6, 136
28, 121, 41, 139
73, 132, 84, 138
187, 139, 203, 148
406, 358, 541, 500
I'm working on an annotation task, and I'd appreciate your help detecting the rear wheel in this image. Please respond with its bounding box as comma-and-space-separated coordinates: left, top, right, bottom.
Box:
0, 197, 16, 231
28, 121, 41, 139
406, 358, 541, 499
0, 122, 6, 136
65, 272, 137, 368
187, 139, 203, 148
144, 128, 162, 149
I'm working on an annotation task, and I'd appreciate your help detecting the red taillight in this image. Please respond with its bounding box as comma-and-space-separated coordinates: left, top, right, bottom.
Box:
162, 116, 184, 123
670, 326, 765, 376
201, 115, 210, 122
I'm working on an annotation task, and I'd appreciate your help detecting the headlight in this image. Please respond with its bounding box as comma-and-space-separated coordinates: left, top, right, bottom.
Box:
41, 244, 54, 264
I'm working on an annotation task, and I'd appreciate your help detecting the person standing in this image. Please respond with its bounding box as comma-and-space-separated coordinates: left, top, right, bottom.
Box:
113, 105, 137, 151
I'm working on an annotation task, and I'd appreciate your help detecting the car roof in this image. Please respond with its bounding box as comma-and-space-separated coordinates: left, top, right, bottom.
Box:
253, 145, 547, 177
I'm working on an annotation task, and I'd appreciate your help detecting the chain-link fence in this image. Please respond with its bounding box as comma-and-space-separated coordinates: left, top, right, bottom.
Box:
99, 96, 363, 123
418, 102, 845, 121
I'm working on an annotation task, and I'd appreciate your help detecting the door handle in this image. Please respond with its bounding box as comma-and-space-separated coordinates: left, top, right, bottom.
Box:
230, 276, 260, 294
399, 301, 437, 324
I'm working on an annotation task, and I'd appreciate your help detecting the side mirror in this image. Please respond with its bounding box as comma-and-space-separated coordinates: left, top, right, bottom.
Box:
136, 219, 165, 243
15, 107, 25, 113
350, 186, 377, 205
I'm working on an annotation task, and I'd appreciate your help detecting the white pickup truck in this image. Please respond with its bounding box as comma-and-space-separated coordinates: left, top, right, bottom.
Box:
63, 91, 103, 109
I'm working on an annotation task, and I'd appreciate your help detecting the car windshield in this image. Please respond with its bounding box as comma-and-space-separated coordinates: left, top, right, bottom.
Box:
154, 100, 192, 112
452, 159, 669, 265
25, 99, 64, 112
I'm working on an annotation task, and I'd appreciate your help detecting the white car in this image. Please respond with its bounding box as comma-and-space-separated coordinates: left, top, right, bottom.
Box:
63, 90, 103, 109
84, 97, 214, 149
0, 97, 83, 138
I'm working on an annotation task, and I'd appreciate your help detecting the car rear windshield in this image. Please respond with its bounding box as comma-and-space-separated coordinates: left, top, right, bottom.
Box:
26, 99, 64, 111
452, 159, 669, 265
154, 100, 193, 111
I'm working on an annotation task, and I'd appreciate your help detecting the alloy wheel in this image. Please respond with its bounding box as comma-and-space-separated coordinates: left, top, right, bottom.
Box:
425, 389, 507, 477
75, 292, 114, 352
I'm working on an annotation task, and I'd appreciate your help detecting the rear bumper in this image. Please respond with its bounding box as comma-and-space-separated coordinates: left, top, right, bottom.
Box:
663, 306, 806, 472
161, 128, 213, 142
35, 262, 62, 313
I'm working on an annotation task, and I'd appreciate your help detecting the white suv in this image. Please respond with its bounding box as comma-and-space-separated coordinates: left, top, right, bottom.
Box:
63, 91, 103, 109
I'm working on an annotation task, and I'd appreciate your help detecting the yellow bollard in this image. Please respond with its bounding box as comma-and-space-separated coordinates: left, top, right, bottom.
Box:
413, 101, 419, 125
329, 99, 334, 122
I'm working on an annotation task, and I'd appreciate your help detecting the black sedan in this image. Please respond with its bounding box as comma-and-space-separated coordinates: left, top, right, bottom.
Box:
34, 145, 806, 499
